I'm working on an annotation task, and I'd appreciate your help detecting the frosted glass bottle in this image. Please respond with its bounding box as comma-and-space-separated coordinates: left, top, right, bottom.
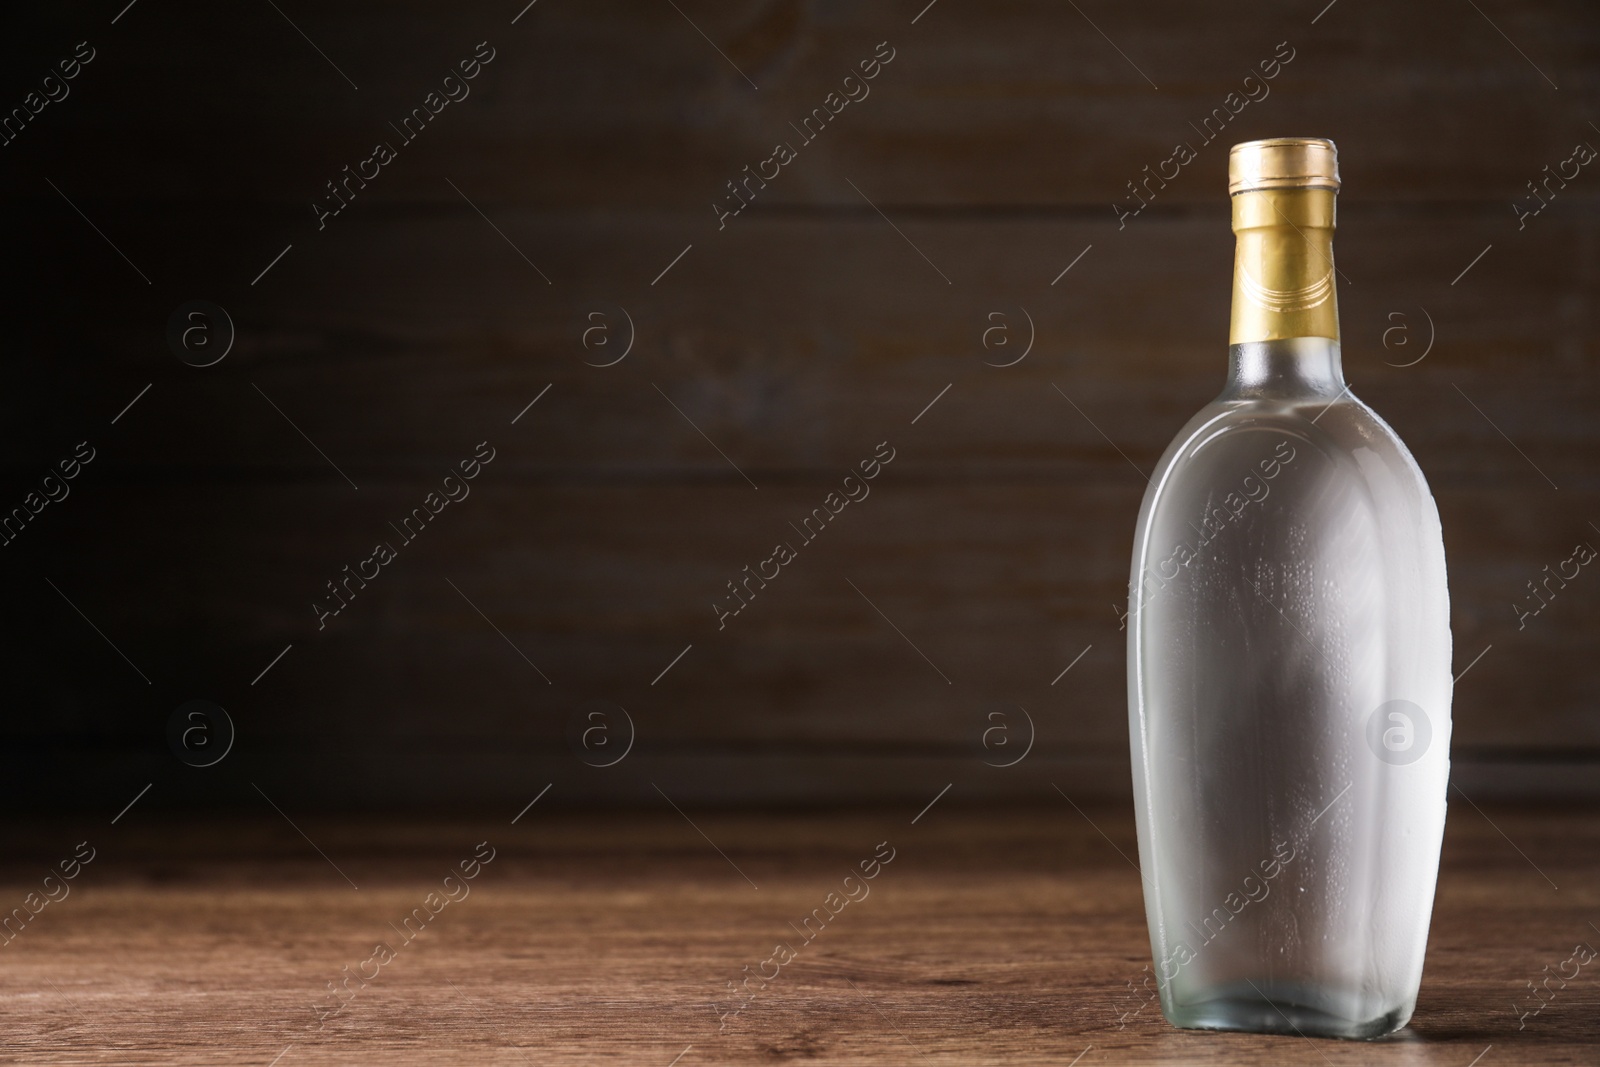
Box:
1126, 139, 1452, 1039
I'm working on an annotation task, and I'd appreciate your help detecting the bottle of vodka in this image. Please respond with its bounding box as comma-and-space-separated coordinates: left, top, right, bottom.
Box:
1126, 138, 1452, 1039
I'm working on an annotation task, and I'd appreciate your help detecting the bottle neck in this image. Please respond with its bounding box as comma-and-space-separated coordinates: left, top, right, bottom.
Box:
1229, 187, 1340, 345
1224, 337, 1345, 400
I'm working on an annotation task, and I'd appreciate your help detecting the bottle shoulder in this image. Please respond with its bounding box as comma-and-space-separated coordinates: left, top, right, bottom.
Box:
1147, 391, 1433, 502
1134, 389, 1443, 561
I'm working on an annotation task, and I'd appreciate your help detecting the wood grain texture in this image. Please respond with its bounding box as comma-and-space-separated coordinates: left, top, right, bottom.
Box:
14, 208, 1597, 475
2, 806, 1597, 1064
11, 475, 1599, 801
8, 0, 1600, 205
3, 0, 1599, 806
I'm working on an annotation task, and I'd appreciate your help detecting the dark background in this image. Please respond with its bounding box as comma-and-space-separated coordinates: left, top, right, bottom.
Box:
4, 0, 1598, 812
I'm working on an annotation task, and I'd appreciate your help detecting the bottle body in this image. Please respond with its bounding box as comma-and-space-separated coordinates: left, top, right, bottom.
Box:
1127, 338, 1452, 1038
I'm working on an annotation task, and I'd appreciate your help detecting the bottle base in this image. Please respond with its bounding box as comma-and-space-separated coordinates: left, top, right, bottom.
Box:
1164, 986, 1412, 1040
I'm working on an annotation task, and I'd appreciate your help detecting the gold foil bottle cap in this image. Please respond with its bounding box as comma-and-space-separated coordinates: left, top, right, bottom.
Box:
1229, 138, 1340, 195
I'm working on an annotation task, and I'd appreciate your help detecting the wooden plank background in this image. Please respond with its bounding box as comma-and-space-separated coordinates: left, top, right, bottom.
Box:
3, 0, 1598, 808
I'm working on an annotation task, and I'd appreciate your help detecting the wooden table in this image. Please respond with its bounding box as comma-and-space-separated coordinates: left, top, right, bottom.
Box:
4, 804, 1596, 1065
